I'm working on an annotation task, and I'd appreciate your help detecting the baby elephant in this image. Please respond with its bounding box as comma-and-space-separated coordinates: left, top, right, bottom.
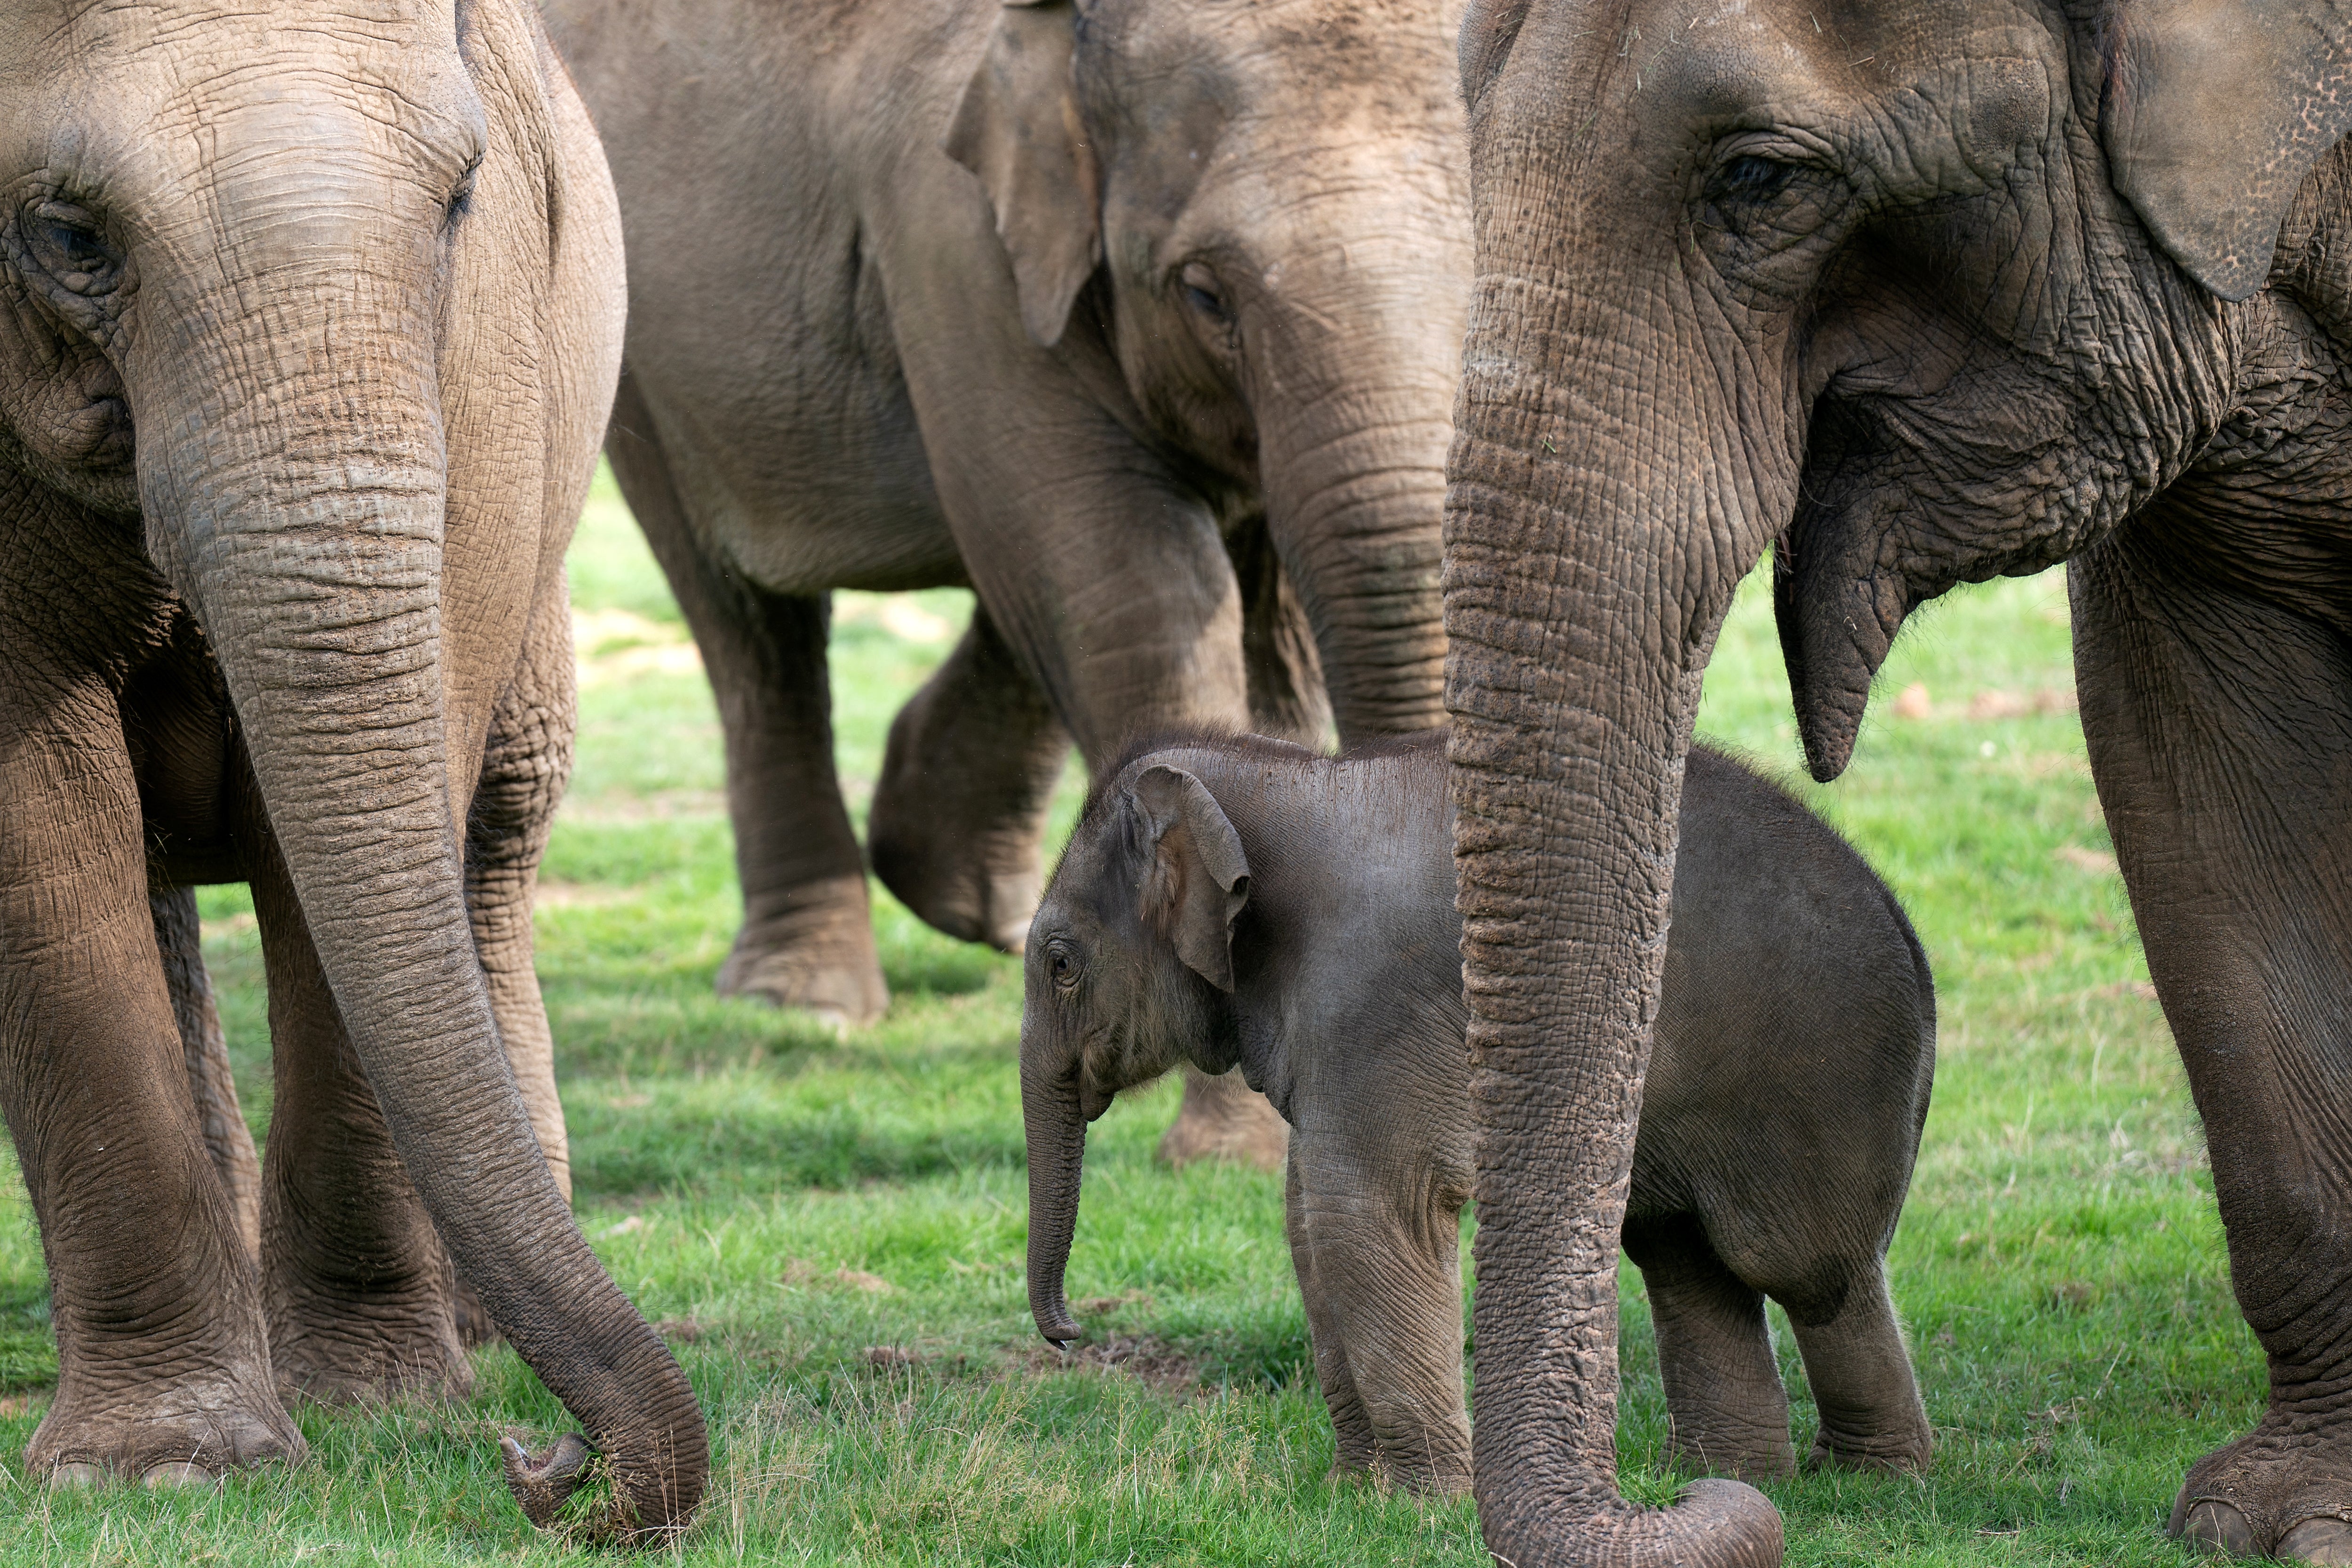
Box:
1020, 731, 1936, 1493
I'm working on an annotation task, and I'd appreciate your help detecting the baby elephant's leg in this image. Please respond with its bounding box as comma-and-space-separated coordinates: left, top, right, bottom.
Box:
1786, 1260, 1932, 1472
1625, 1214, 1796, 1481
1292, 1140, 1471, 1494
1286, 1144, 1376, 1478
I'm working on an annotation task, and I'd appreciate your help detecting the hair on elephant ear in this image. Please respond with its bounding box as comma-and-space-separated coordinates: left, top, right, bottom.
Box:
2101, 0, 2352, 301
1129, 765, 1250, 992
945, 0, 1101, 347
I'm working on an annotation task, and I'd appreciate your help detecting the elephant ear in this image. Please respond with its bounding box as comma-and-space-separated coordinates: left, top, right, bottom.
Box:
1129, 765, 1251, 993
946, 0, 1102, 347
2101, 0, 2352, 302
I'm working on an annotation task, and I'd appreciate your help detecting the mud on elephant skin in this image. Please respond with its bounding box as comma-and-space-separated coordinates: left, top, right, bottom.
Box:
546, 0, 1465, 1044
1447, 0, 2352, 1561
0, 0, 704, 1533
1020, 731, 1936, 1494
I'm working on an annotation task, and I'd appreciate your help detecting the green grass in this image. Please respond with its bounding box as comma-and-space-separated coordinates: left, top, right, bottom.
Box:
0, 469, 2248, 1562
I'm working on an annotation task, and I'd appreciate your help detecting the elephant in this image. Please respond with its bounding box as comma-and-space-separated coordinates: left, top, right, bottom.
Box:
543, 0, 1467, 1160
1020, 730, 1936, 1493
1443, 0, 2352, 1562
0, 0, 705, 1532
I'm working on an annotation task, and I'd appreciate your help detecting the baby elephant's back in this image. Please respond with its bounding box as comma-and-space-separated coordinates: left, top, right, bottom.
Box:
1634, 746, 1936, 1320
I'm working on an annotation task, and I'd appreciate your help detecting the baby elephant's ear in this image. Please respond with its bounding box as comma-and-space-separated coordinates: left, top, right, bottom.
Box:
2101, 0, 2352, 301
1130, 765, 1252, 992
945, 0, 1102, 347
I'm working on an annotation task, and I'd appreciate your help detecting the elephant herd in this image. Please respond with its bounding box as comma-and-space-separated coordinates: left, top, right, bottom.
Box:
3, 0, 2352, 1559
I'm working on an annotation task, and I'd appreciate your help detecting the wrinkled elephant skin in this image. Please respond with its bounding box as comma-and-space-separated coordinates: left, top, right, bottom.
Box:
1446, 0, 2352, 1562
0, 0, 706, 1535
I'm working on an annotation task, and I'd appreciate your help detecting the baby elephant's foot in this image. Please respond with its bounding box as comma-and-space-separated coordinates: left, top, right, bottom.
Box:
2172, 1423, 2352, 1562
1808, 1419, 1933, 1474
30, 1373, 305, 1486
717, 877, 890, 1028
1157, 1065, 1288, 1171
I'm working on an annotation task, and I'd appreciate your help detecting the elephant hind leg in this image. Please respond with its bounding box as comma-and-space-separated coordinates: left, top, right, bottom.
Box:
1624, 1214, 1796, 1482
152, 885, 261, 1262
1782, 1260, 1931, 1473
605, 374, 886, 1027
867, 604, 1068, 954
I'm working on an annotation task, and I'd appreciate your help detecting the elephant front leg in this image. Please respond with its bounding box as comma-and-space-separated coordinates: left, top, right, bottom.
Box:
868, 606, 1068, 953
2074, 528, 2352, 1564
1622, 1214, 1796, 1482
247, 830, 469, 1406
605, 380, 886, 1027
1285, 1137, 1377, 1479
0, 683, 296, 1482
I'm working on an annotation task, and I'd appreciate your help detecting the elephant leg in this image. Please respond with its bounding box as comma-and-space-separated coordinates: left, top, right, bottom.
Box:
1783, 1261, 1931, 1473
2074, 530, 2352, 1564
1157, 1063, 1290, 1172
1285, 1133, 1377, 1479
606, 374, 886, 1027
1228, 511, 1334, 751
151, 885, 261, 1263
249, 828, 469, 1406
0, 679, 295, 1481
449, 598, 578, 1347
868, 605, 1068, 953
1288, 1131, 1473, 1493
1623, 1214, 1796, 1481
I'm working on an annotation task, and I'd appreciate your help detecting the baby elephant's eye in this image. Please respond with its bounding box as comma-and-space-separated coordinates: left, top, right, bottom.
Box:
1047, 946, 1080, 990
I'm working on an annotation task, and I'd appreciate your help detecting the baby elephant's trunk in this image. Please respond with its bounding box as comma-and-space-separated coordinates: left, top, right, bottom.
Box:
1020, 1043, 1087, 1345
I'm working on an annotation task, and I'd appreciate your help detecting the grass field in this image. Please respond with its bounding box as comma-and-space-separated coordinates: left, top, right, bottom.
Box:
0, 471, 2254, 1563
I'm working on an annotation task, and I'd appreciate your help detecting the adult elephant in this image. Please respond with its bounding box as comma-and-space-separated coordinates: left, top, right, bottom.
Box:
1446, 0, 2352, 1563
0, 0, 703, 1533
545, 0, 1462, 1149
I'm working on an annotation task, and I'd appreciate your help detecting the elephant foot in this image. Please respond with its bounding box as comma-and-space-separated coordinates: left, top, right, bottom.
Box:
869, 778, 1049, 955
28, 1371, 305, 1484
1157, 1064, 1288, 1171
1807, 1421, 1933, 1475
2171, 1422, 2352, 1562
719, 876, 890, 1027
269, 1277, 472, 1407
1669, 1427, 1798, 1484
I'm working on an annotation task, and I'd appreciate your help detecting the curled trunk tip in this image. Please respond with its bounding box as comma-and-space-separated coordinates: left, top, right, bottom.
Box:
1483, 1477, 1785, 1568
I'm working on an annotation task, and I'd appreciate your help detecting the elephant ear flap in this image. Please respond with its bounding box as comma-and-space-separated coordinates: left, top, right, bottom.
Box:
946, 0, 1102, 347
1130, 765, 1251, 993
2101, 0, 2352, 302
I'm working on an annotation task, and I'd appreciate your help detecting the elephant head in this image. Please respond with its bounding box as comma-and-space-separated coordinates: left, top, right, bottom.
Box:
1442, 0, 2352, 1561
0, 0, 703, 1534
1021, 760, 1252, 1342
949, 0, 1470, 740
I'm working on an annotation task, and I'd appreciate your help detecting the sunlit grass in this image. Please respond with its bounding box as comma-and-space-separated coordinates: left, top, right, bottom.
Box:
0, 471, 2240, 1562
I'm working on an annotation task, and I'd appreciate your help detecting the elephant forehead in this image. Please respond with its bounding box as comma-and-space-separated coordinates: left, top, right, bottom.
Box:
1549, 0, 2059, 158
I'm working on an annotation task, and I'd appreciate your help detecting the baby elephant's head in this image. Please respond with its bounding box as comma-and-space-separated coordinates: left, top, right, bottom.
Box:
1019, 760, 1251, 1343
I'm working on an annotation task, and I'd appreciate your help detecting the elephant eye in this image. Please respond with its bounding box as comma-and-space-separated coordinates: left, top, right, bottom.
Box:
1047, 945, 1081, 990
28, 203, 120, 294
1178, 261, 1232, 324
1713, 155, 1801, 203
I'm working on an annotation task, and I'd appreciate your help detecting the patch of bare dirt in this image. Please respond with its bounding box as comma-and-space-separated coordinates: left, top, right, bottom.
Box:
1017, 1334, 1203, 1393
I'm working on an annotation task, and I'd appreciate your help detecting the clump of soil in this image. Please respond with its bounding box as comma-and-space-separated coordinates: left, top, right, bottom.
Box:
1017, 1334, 1202, 1392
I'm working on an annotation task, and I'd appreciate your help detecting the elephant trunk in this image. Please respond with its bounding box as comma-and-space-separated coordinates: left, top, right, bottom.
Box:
1020, 1021, 1087, 1345
1440, 257, 1790, 1557
1259, 406, 1450, 742
127, 146, 704, 1533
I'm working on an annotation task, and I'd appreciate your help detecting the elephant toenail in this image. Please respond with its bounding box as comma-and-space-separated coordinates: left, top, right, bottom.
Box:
140, 1461, 217, 1488
48, 1462, 107, 1489
2179, 1499, 2260, 1557
2277, 1517, 2352, 1565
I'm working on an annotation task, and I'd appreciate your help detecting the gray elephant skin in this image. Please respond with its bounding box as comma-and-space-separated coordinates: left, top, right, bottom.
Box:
0, 0, 704, 1532
1445, 0, 2352, 1562
541, 0, 1466, 1031
1020, 731, 1936, 1494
